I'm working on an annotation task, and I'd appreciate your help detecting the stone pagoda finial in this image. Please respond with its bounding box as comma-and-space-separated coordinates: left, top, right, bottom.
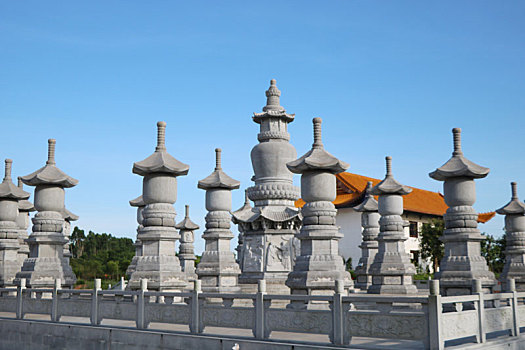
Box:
15, 139, 78, 289
127, 121, 189, 292
176, 205, 199, 282
353, 181, 380, 290
263, 79, 284, 113
0, 159, 30, 287
15, 176, 34, 268
367, 156, 417, 294
286, 118, 352, 306
429, 128, 495, 295
497, 182, 525, 291
197, 148, 241, 294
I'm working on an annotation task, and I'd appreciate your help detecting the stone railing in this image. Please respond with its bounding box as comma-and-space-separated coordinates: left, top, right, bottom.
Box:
0, 279, 522, 349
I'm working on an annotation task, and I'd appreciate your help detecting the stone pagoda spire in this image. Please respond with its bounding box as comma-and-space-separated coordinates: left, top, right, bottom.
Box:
176, 205, 199, 282
0, 159, 30, 287
15, 177, 35, 268
429, 128, 495, 295
368, 156, 417, 294
232, 190, 252, 270
353, 181, 380, 291
61, 208, 78, 265
126, 195, 144, 277
127, 121, 189, 291
233, 79, 301, 294
15, 139, 78, 288
286, 118, 353, 304
496, 182, 525, 291
197, 148, 241, 292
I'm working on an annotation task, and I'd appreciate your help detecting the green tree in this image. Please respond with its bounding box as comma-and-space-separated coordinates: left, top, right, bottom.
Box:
419, 219, 444, 273
481, 233, 506, 275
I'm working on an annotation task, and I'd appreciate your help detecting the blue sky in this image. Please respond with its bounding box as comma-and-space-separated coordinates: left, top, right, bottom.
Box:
1, 1, 524, 253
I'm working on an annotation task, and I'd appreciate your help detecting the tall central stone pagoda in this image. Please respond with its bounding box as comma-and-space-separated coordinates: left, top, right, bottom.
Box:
233, 79, 301, 294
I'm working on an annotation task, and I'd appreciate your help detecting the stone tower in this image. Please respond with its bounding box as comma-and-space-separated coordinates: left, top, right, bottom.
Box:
353, 181, 380, 291
197, 148, 241, 292
496, 182, 525, 291
127, 121, 189, 291
368, 156, 417, 294
286, 118, 353, 303
176, 205, 199, 282
16, 139, 77, 288
233, 79, 301, 294
15, 177, 34, 268
429, 128, 495, 295
126, 195, 144, 278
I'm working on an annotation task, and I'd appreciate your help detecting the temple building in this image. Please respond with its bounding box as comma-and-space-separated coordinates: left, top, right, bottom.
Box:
296, 171, 495, 271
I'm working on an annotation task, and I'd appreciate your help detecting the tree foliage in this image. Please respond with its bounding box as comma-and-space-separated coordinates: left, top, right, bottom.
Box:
481, 233, 506, 275
419, 219, 445, 273
69, 227, 135, 282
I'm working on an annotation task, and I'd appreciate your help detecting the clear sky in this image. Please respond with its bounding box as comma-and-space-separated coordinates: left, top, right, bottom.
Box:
1, 1, 524, 254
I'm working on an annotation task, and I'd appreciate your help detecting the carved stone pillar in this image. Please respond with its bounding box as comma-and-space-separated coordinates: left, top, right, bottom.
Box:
196, 148, 241, 292
367, 157, 417, 294
286, 118, 353, 304
128, 121, 189, 291
176, 205, 199, 282
497, 182, 525, 291
353, 181, 379, 291
0, 160, 29, 287
15, 177, 34, 268
429, 128, 495, 295
15, 139, 77, 288
126, 195, 144, 278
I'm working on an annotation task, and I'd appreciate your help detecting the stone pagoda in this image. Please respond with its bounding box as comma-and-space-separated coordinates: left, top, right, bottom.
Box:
16, 139, 77, 288
126, 195, 145, 277
15, 177, 34, 268
353, 181, 380, 291
127, 121, 189, 291
196, 148, 241, 292
233, 190, 251, 270
0, 159, 30, 287
61, 208, 78, 265
368, 156, 417, 294
176, 205, 199, 282
429, 128, 495, 295
233, 79, 301, 294
496, 182, 525, 291
286, 118, 353, 304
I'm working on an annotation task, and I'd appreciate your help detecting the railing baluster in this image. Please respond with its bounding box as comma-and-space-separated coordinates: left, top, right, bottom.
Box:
428, 280, 443, 350
473, 279, 485, 343
136, 278, 147, 329
190, 280, 201, 333
16, 278, 26, 320
254, 280, 266, 339
331, 280, 344, 345
90, 279, 101, 325
51, 279, 60, 322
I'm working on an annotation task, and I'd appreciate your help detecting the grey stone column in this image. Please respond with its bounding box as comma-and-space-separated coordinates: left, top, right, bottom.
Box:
0, 160, 29, 287
15, 139, 77, 288
126, 195, 144, 278
353, 181, 379, 291
176, 205, 199, 282
497, 182, 525, 291
233, 80, 301, 294
196, 148, 241, 293
15, 177, 34, 268
429, 128, 495, 295
368, 157, 417, 294
286, 118, 353, 304
61, 208, 78, 266
128, 121, 189, 291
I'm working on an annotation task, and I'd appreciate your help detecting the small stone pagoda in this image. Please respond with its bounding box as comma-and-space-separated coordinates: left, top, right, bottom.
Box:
61, 208, 78, 265
286, 118, 353, 303
16, 139, 78, 288
15, 177, 34, 268
233, 79, 301, 294
368, 156, 417, 294
196, 148, 241, 292
233, 190, 252, 270
496, 182, 525, 291
0, 159, 30, 287
353, 181, 379, 291
176, 205, 199, 282
429, 128, 495, 295
127, 121, 189, 291
126, 195, 145, 277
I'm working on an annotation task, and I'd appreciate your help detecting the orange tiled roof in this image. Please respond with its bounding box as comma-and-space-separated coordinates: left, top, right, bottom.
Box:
294, 172, 495, 223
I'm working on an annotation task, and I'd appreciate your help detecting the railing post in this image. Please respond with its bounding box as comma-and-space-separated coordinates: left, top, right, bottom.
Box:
16, 278, 26, 319
51, 279, 60, 322
254, 280, 266, 339
473, 279, 485, 343
136, 278, 147, 329
90, 278, 101, 325
331, 279, 344, 345
508, 278, 520, 337
190, 280, 202, 333
428, 280, 443, 350
120, 276, 126, 291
